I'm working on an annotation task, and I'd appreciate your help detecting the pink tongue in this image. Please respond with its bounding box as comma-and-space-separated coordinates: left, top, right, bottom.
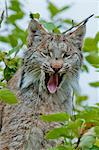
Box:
47, 74, 58, 93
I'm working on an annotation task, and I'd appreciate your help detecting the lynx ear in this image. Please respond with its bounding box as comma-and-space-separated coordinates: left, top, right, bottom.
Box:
27, 19, 47, 47
67, 24, 86, 50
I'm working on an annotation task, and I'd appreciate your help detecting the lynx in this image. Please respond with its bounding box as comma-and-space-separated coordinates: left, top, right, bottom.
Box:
0, 18, 86, 150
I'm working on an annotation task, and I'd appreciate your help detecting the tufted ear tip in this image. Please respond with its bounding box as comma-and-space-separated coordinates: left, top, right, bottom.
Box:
68, 23, 86, 40
66, 24, 86, 50
28, 19, 47, 34
27, 19, 47, 47
65, 14, 94, 50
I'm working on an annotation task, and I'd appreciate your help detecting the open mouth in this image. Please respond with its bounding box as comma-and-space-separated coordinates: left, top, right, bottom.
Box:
45, 73, 63, 94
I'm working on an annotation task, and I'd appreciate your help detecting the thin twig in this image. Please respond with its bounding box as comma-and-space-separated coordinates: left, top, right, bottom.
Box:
0, 11, 4, 28
63, 14, 94, 34
75, 135, 81, 149
5, 0, 8, 19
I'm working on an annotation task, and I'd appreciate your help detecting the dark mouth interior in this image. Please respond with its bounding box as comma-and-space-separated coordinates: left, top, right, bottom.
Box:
45, 73, 64, 89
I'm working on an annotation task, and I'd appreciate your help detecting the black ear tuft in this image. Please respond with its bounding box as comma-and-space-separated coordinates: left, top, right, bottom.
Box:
65, 14, 94, 50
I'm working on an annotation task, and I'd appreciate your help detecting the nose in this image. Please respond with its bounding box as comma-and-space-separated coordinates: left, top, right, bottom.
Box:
51, 59, 63, 72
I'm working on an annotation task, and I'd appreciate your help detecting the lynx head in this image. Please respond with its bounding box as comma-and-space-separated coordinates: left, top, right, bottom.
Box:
19, 19, 86, 95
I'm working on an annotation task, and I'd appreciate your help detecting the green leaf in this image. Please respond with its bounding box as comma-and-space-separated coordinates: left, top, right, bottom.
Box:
76, 95, 88, 105
48, 2, 59, 18
86, 53, 99, 68
67, 119, 82, 137
0, 27, 27, 47
0, 34, 18, 47
48, 148, 59, 150
8, 34, 18, 47
0, 67, 3, 72
7, 45, 22, 56
4, 66, 16, 81
4, 57, 20, 81
81, 64, 89, 72
95, 32, 99, 43
40, 20, 61, 33
53, 27, 61, 33
0, 81, 7, 87
46, 127, 69, 139
9, 0, 22, 12
12, 25, 27, 44
0, 51, 7, 61
95, 126, 99, 138
76, 107, 99, 125
96, 16, 99, 18
0, 88, 18, 104
60, 5, 71, 12
4, 58, 20, 69
63, 19, 76, 25
83, 38, 98, 52
7, 12, 24, 24
48, 145, 73, 150
40, 20, 55, 32
89, 82, 99, 87
0, 36, 9, 43
48, 1, 71, 18
44, 22, 55, 31
41, 113, 69, 122
90, 145, 99, 150
56, 145, 73, 150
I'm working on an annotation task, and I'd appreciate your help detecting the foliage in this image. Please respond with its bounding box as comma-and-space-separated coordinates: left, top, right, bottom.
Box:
0, 0, 99, 149
89, 82, 99, 88
41, 109, 99, 150
47, 1, 71, 18
0, 0, 27, 48
0, 50, 21, 82
0, 88, 18, 104
41, 113, 69, 122
83, 32, 99, 68
0, 0, 24, 103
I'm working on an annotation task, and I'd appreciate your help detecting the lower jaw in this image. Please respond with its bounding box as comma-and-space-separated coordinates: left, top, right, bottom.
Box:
47, 86, 58, 94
